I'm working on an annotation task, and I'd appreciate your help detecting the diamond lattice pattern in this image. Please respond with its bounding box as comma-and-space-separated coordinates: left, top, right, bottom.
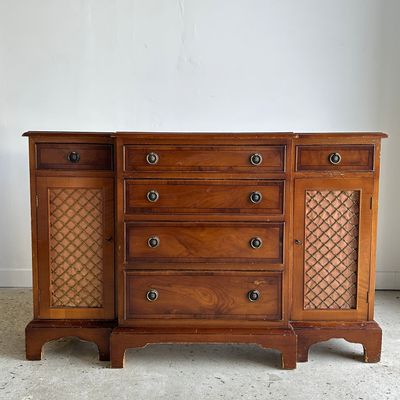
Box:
49, 188, 104, 308
304, 190, 360, 310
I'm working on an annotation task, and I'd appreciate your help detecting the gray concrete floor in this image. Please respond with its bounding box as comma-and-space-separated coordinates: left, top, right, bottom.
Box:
0, 289, 399, 400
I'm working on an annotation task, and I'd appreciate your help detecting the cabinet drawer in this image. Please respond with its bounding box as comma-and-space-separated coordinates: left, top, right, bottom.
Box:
124, 145, 285, 172
296, 145, 374, 171
125, 271, 282, 320
36, 143, 113, 170
125, 222, 283, 263
125, 179, 284, 214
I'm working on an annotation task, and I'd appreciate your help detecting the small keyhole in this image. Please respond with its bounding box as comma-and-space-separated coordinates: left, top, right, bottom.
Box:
294, 239, 302, 245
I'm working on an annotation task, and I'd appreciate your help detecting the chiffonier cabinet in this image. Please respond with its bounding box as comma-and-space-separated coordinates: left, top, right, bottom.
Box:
24, 131, 386, 369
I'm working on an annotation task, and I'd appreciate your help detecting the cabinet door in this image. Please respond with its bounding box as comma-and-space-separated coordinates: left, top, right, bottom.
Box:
292, 178, 373, 321
36, 177, 114, 319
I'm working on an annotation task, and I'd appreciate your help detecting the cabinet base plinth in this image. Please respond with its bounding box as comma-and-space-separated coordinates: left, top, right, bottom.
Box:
25, 320, 116, 361
291, 321, 382, 363
110, 326, 297, 369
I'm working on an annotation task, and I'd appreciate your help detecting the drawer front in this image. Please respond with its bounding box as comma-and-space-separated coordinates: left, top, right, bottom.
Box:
125, 222, 283, 263
296, 145, 374, 171
125, 179, 284, 214
36, 143, 113, 170
124, 145, 285, 172
125, 271, 282, 320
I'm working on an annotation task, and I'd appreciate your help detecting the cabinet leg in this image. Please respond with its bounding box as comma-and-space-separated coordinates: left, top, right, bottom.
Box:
296, 336, 312, 362
110, 327, 297, 369
96, 334, 111, 361
25, 325, 44, 360
363, 330, 382, 363
110, 333, 126, 368
25, 320, 115, 362
292, 321, 382, 364
280, 347, 297, 369
272, 335, 297, 369
110, 346, 125, 368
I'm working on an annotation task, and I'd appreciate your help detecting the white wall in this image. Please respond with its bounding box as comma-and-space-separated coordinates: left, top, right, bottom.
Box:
0, 0, 398, 288
375, 0, 400, 289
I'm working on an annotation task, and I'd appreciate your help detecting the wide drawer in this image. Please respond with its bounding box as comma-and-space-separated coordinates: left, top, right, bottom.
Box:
124, 145, 285, 172
36, 143, 113, 170
125, 271, 282, 320
125, 179, 284, 214
296, 145, 374, 171
125, 222, 283, 263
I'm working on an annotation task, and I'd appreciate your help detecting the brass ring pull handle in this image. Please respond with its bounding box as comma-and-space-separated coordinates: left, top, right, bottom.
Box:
146, 152, 159, 165
147, 190, 159, 202
67, 151, 80, 163
329, 152, 342, 165
146, 289, 159, 301
250, 153, 263, 166
249, 191, 262, 204
247, 290, 260, 302
147, 236, 160, 248
250, 237, 262, 249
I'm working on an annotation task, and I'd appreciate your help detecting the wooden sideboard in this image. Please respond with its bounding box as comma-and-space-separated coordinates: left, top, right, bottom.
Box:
24, 131, 387, 369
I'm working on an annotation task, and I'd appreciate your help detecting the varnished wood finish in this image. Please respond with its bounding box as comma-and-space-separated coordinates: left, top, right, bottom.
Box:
35, 176, 115, 319
125, 179, 284, 215
113, 133, 296, 365
25, 133, 116, 362
25, 320, 115, 361
24, 131, 386, 369
110, 326, 297, 369
124, 271, 282, 320
125, 222, 283, 263
291, 133, 385, 362
296, 144, 375, 171
291, 177, 373, 321
291, 321, 382, 363
296, 132, 387, 139
368, 140, 383, 321
36, 143, 113, 170
124, 144, 286, 172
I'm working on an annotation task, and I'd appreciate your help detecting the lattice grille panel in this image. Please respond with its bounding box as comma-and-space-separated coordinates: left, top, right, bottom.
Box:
49, 188, 104, 308
304, 190, 359, 310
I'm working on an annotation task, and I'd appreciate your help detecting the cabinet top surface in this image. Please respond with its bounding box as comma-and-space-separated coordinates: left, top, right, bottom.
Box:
23, 131, 388, 139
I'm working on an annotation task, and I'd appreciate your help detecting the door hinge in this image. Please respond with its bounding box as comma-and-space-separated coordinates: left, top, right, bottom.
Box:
38, 289, 41, 303
370, 196, 373, 210
35, 194, 39, 208
366, 291, 370, 304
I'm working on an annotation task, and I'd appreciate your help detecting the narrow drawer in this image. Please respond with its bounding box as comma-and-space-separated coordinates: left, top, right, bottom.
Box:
125, 271, 282, 320
36, 143, 113, 170
296, 145, 374, 171
125, 179, 284, 214
124, 145, 285, 172
125, 222, 283, 263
